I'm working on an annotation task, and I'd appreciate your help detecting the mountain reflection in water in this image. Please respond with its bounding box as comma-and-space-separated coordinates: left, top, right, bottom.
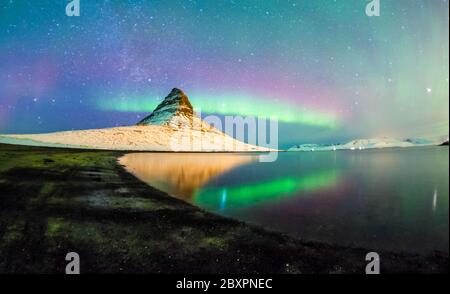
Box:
119, 153, 256, 200
120, 148, 449, 254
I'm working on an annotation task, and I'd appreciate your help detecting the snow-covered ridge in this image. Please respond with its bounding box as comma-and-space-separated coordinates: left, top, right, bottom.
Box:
0, 89, 271, 152
289, 137, 438, 152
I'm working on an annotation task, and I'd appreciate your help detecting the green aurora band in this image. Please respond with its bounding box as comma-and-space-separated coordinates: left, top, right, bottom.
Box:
194, 169, 340, 211
96, 94, 339, 128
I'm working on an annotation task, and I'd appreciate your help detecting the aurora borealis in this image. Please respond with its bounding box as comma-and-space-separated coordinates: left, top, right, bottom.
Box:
195, 170, 339, 211
0, 0, 448, 147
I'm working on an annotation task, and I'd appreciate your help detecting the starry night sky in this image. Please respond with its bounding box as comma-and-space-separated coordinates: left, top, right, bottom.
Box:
0, 0, 448, 148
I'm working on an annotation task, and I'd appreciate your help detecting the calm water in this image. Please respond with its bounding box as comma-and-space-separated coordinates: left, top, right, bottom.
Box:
120, 147, 449, 254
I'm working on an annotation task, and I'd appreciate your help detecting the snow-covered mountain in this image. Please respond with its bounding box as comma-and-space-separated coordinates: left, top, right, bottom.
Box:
138, 88, 195, 128
0, 89, 270, 152
288, 144, 336, 152
289, 137, 436, 152
404, 138, 433, 145
341, 138, 416, 150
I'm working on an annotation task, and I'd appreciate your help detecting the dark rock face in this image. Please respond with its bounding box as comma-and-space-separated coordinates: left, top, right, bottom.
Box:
137, 88, 194, 127
441, 140, 449, 146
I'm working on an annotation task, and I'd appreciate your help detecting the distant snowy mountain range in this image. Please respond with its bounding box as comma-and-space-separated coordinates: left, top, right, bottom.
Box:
0, 88, 269, 152
289, 137, 446, 152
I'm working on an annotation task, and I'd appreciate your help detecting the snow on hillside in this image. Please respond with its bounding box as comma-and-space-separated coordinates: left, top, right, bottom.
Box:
289, 137, 435, 152
138, 88, 195, 128
341, 138, 415, 150
0, 89, 270, 152
288, 144, 336, 152
0, 125, 267, 152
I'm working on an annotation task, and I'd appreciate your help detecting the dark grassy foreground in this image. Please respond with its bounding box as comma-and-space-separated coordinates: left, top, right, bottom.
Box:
0, 144, 447, 274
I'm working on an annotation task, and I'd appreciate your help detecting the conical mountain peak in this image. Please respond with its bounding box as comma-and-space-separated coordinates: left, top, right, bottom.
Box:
169, 88, 184, 95
138, 88, 195, 127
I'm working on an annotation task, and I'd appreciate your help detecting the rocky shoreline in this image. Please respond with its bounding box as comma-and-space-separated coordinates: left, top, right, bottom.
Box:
0, 144, 447, 274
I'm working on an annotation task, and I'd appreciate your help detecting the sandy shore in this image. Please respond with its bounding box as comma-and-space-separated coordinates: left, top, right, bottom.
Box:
0, 143, 447, 274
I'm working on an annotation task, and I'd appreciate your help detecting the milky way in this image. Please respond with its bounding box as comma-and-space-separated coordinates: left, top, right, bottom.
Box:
0, 0, 448, 147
